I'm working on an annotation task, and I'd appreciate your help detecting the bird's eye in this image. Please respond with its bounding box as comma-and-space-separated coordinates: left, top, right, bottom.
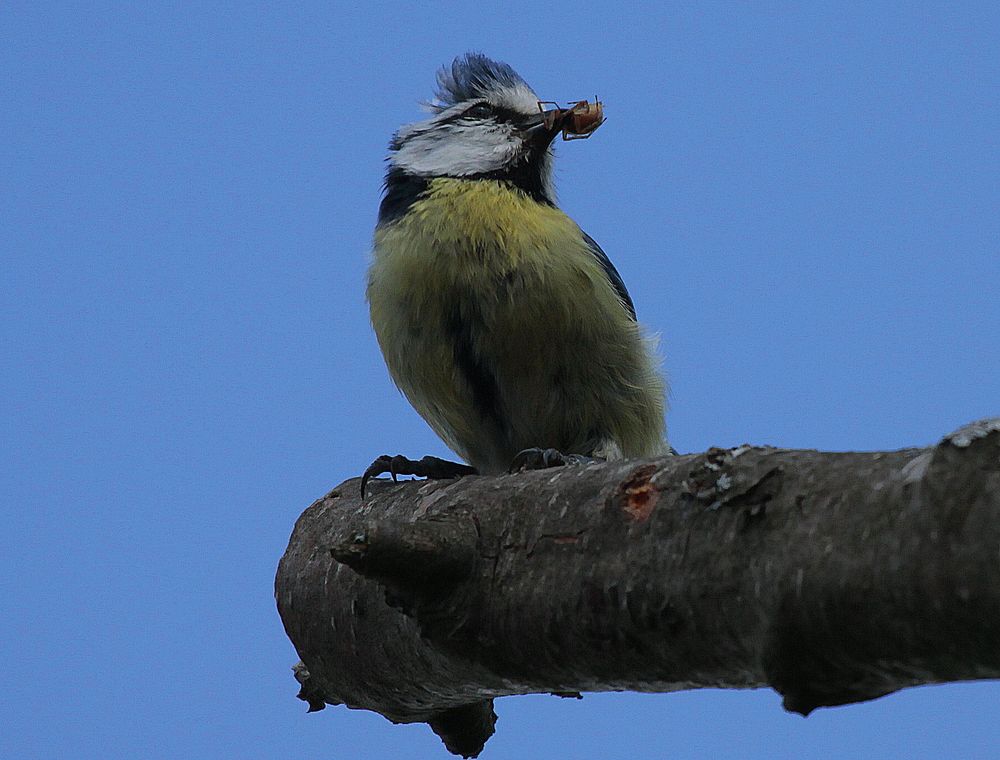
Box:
464, 103, 494, 119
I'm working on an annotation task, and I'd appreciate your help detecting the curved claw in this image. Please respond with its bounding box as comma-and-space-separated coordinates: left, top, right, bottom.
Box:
360, 454, 397, 497
360, 454, 477, 497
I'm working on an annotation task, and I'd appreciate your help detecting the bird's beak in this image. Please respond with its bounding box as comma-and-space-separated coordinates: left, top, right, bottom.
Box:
522, 112, 563, 151
525, 100, 606, 149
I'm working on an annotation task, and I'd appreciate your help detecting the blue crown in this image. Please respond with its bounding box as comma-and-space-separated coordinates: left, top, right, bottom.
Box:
434, 53, 529, 107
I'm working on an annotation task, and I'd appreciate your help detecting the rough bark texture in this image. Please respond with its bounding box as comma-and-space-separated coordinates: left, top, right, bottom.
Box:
275, 419, 1000, 757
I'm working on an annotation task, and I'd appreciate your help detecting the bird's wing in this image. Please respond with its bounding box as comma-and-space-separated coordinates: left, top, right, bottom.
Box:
581, 231, 637, 321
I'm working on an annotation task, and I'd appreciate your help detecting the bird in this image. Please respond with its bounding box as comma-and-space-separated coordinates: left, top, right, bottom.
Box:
363, 53, 667, 493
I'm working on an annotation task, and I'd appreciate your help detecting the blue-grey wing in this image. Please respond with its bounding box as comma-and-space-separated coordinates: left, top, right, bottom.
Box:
582, 231, 637, 321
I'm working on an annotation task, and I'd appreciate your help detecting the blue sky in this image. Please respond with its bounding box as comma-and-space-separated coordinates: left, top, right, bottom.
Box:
3, 2, 999, 758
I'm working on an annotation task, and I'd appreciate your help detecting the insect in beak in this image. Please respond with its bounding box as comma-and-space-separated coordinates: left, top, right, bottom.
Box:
537, 99, 606, 140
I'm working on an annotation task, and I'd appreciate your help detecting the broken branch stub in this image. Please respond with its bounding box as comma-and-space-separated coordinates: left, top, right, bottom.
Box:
275, 418, 1000, 757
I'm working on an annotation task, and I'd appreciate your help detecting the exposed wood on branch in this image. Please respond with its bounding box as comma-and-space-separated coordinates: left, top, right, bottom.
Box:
275, 419, 1000, 757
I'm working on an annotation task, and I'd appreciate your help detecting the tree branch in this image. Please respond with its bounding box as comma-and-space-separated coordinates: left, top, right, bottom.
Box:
275, 418, 1000, 757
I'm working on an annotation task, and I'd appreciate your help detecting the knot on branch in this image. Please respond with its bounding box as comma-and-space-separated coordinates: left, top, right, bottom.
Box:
427, 701, 497, 759
330, 512, 479, 589
329, 509, 479, 625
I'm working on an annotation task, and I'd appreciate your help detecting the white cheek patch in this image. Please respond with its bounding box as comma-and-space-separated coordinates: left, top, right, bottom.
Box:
393, 122, 523, 177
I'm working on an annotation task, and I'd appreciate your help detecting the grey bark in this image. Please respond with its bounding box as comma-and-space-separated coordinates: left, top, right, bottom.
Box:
274, 419, 1000, 757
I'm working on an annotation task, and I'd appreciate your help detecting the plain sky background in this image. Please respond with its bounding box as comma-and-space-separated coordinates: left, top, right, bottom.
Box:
4, 2, 999, 759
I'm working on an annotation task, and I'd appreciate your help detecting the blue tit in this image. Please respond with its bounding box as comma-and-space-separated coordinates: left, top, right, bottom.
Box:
364, 53, 667, 489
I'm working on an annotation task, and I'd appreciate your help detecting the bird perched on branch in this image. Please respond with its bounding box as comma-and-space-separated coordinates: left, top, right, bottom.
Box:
363, 53, 667, 492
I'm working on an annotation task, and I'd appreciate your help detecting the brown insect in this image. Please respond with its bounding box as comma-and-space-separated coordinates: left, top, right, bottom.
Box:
537, 99, 606, 140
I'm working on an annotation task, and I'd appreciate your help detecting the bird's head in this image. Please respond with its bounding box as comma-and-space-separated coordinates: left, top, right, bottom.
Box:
387, 53, 598, 204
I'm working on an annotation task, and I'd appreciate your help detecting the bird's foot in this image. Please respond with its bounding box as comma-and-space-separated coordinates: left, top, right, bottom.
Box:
508, 447, 596, 473
361, 454, 477, 497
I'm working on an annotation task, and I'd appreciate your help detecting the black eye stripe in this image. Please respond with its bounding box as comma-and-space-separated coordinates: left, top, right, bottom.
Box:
445, 103, 524, 125
464, 103, 493, 118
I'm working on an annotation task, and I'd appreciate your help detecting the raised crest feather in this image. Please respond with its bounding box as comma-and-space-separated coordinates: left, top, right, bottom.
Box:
431, 53, 529, 110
